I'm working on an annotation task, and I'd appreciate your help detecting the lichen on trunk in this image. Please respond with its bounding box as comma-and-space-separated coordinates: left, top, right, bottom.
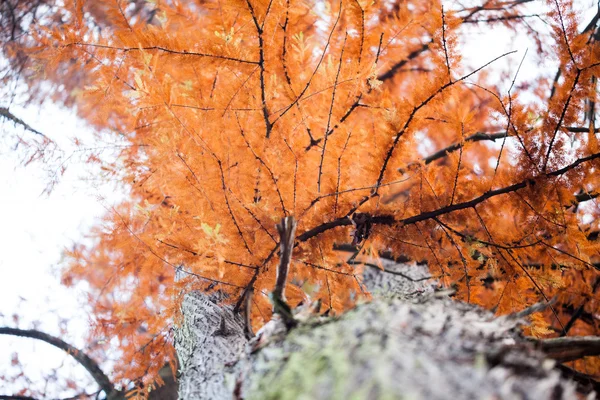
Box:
175, 263, 579, 399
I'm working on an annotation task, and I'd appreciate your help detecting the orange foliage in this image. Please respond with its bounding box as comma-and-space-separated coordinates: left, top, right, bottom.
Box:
5, 0, 600, 389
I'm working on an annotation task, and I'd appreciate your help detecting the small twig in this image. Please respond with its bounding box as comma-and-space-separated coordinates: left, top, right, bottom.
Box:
440, 5, 452, 83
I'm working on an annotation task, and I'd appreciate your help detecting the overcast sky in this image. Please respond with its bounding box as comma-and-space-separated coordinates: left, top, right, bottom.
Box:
0, 101, 119, 396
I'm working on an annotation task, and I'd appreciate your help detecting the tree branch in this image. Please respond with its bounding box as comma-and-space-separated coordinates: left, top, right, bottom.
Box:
0, 327, 116, 397
0, 107, 47, 138
64, 43, 258, 65
378, 41, 432, 82
414, 127, 600, 169
297, 151, 600, 243
535, 336, 600, 363
556, 364, 600, 394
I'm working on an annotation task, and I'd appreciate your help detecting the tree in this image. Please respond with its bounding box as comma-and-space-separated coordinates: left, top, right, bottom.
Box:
174, 260, 600, 399
2, 0, 600, 396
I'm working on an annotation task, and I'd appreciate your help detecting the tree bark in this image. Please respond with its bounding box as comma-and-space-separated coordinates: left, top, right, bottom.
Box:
175, 261, 590, 399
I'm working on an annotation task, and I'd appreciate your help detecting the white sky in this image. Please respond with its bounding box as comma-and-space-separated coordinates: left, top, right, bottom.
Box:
0, 1, 597, 398
0, 102, 118, 397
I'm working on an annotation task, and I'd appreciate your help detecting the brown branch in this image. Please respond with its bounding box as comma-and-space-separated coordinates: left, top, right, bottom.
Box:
375, 51, 517, 194
300, 260, 356, 277
535, 336, 600, 362
574, 190, 599, 203
433, 216, 542, 251
462, 14, 540, 24
415, 126, 596, 170
436, 219, 471, 302
283, 138, 298, 211
378, 41, 432, 82
334, 129, 353, 214
296, 214, 393, 243
297, 151, 600, 243
244, 0, 272, 137
0, 107, 47, 138
347, 261, 432, 283
422, 131, 508, 166
274, 216, 297, 301
552, 0, 577, 67
305, 96, 363, 152
561, 305, 584, 337
280, 0, 319, 148
65, 42, 258, 65
236, 115, 287, 215
318, 32, 347, 192
229, 189, 277, 243
543, 70, 581, 172
556, 364, 600, 395
458, 0, 535, 23
565, 126, 600, 133
216, 158, 254, 255
272, 216, 298, 329
0, 327, 116, 397
234, 243, 279, 313
449, 124, 464, 205
440, 5, 452, 83
272, 1, 343, 123
281, 0, 292, 86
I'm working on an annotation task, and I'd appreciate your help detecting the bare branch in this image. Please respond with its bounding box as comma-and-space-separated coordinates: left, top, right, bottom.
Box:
378, 41, 432, 82
0, 327, 116, 397
274, 216, 297, 301
535, 336, 600, 362
318, 33, 347, 192
297, 151, 600, 243
64, 42, 259, 65
0, 107, 47, 138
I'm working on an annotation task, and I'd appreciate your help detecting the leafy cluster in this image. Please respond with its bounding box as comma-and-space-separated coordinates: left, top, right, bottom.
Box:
3, 0, 600, 389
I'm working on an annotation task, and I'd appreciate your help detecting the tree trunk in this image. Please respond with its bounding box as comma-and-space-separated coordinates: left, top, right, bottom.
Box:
174, 261, 584, 399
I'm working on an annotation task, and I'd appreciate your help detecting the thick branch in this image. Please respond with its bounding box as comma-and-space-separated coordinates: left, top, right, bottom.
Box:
297, 151, 600, 243
274, 216, 297, 301
244, 0, 272, 137
0, 327, 115, 396
557, 364, 600, 394
273, 216, 298, 329
417, 127, 599, 168
378, 41, 432, 82
421, 132, 508, 165
535, 336, 600, 363
573, 191, 599, 204
296, 215, 394, 243
0, 107, 47, 138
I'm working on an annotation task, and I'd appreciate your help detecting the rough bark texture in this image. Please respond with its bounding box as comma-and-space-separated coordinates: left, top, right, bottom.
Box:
175, 262, 583, 399
174, 291, 247, 399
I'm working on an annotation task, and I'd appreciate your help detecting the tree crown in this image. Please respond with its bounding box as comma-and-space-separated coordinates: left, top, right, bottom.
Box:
3, 0, 600, 392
